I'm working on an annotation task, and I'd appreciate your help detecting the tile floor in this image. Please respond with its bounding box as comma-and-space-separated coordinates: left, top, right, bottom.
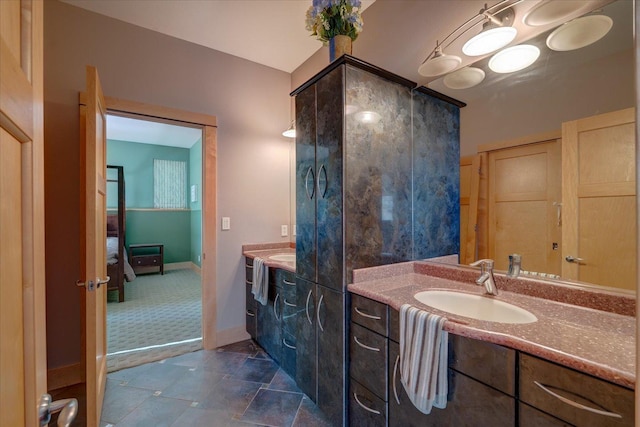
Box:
99, 340, 333, 427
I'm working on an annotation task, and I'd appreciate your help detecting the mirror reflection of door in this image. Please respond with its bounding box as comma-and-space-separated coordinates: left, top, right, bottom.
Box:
562, 107, 636, 290
487, 139, 562, 275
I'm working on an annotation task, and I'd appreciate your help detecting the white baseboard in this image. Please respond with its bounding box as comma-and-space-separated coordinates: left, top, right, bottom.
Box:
216, 326, 250, 348
48, 363, 84, 391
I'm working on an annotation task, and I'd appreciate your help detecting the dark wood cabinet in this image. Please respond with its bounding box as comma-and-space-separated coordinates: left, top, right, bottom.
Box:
519, 353, 634, 427
256, 269, 281, 364
295, 277, 317, 401
129, 243, 164, 275
244, 258, 256, 340
350, 378, 387, 427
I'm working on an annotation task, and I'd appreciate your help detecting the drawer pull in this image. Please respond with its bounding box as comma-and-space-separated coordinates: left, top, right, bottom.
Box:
283, 279, 295, 286
246, 310, 255, 317
284, 298, 297, 307
353, 393, 381, 415
392, 355, 401, 405
246, 264, 253, 269
274, 293, 280, 321
246, 280, 253, 285
305, 289, 313, 325
317, 294, 325, 332
282, 338, 296, 350
353, 336, 380, 352
533, 381, 622, 419
355, 307, 382, 320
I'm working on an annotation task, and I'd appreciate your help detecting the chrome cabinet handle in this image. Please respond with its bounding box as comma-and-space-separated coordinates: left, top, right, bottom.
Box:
392, 355, 401, 405
282, 338, 297, 350
533, 381, 622, 419
354, 306, 382, 320
274, 293, 280, 321
39, 394, 78, 427
284, 298, 297, 307
317, 293, 325, 332
354, 336, 380, 352
316, 164, 328, 199
245, 279, 252, 285
246, 264, 253, 269
305, 167, 316, 200
353, 392, 381, 415
305, 289, 313, 325
283, 279, 295, 286
565, 256, 585, 264
246, 310, 255, 317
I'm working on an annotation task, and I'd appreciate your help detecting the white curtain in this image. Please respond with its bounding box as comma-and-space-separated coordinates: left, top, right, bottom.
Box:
154, 159, 187, 209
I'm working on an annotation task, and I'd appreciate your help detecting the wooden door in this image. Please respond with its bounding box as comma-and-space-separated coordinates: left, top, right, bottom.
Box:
488, 141, 562, 274
459, 154, 483, 265
80, 65, 108, 426
0, 1, 47, 426
562, 108, 636, 290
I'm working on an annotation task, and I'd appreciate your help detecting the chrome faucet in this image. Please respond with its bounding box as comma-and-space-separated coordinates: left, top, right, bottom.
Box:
507, 254, 521, 278
470, 259, 499, 296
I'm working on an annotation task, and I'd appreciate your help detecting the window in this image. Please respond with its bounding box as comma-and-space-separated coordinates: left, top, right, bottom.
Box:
153, 159, 187, 209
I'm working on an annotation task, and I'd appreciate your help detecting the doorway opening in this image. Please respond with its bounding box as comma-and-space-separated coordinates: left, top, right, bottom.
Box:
105, 113, 205, 371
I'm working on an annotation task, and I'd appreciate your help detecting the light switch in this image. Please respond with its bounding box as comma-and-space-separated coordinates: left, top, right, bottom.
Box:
281, 225, 288, 237
293, 224, 297, 236
222, 217, 231, 230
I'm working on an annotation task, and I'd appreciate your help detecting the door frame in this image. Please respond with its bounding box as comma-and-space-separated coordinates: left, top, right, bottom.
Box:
87, 95, 218, 350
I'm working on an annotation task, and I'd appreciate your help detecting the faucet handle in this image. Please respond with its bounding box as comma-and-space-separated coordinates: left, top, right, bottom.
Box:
470, 259, 494, 269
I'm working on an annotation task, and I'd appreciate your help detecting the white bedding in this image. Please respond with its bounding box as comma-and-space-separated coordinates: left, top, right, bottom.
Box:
106, 237, 136, 281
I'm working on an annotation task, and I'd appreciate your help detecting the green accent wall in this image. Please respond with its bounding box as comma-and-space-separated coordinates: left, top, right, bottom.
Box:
125, 210, 190, 264
107, 139, 202, 265
189, 139, 202, 267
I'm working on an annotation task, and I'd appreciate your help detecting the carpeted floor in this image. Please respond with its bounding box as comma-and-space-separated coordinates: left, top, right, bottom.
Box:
107, 268, 202, 372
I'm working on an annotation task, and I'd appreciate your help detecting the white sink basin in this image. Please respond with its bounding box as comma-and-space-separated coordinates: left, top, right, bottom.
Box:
414, 290, 537, 324
269, 254, 296, 263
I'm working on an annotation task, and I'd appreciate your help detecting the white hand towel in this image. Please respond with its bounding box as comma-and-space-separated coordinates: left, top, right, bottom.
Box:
251, 257, 269, 306
399, 303, 448, 414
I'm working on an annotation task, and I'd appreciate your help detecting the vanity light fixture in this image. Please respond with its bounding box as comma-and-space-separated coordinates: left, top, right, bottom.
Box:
282, 120, 296, 138
443, 67, 486, 89
489, 44, 540, 73
418, 0, 520, 77
546, 14, 613, 52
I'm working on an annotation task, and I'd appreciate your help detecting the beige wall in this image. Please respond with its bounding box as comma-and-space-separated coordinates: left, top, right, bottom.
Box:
44, 0, 292, 369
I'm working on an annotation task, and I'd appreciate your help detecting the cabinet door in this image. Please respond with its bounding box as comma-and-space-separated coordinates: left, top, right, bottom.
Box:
316, 67, 344, 290
295, 277, 317, 401
317, 285, 346, 426
388, 341, 515, 427
350, 378, 387, 427
256, 277, 281, 363
296, 86, 318, 283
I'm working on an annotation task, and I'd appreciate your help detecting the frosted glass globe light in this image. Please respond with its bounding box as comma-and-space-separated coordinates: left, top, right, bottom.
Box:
489, 45, 540, 74
462, 26, 517, 56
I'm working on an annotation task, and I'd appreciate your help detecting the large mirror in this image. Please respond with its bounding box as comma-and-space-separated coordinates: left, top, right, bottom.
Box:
429, 0, 635, 291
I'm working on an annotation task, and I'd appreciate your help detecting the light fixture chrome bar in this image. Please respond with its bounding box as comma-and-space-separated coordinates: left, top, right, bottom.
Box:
421, 0, 524, 64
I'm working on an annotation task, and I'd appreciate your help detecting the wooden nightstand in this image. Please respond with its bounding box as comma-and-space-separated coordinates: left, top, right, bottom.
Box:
129, 243, 164, 275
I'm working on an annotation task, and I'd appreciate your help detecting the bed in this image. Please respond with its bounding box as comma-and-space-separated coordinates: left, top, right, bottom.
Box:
107, 165, 136, 302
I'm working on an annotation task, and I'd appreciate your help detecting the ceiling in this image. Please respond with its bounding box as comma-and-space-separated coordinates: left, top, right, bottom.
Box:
61, 0, 375, 74
63, 0, 627, 145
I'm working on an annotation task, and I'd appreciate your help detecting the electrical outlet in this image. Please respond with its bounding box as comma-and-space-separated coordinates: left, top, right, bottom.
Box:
293, 225, 297, 236
197, 255, 201, 262
281, 225, 288, 237
222, 217, 231, 230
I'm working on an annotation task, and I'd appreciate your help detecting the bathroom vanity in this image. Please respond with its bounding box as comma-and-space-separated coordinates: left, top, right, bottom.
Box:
348, 261, 635, 427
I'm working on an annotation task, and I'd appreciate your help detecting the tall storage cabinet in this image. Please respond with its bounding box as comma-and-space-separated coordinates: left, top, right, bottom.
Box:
293, 56, 462, 426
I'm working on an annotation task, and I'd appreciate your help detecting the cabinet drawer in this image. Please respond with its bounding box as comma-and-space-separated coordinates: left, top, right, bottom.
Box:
519, 402, 572, 427
351, 293, 388, 336
132, 254, 162, 267
450, 335, 516, 396
519, 354, 634, 427
389, 308, 399, 343
350, 322, 388, 401
245, 308, 256, 339
245, 284, 256, 309
245, 257, 253, 283
350, 379, 387, 427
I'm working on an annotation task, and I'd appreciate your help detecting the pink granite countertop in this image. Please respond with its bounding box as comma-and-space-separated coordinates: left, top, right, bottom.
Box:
349, 261, 636, 389
242, 243, 295, 273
